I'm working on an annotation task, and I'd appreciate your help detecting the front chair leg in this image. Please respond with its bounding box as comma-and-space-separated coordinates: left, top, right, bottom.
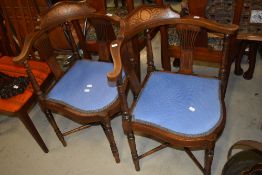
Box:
204, 147, 214, 175
101, 120, 120, 163
127, 131, 140, 171
18, 110, 48, 153
44, 109, 67, 146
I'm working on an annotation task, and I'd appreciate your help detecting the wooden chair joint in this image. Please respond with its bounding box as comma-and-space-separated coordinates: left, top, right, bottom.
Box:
62, 124, 92, 136
184, 147, 205, 173
138, 142, 169, 160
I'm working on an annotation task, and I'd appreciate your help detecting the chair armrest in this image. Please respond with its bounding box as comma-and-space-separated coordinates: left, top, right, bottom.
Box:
107, 39, 123, 82
13, 31, 40, 64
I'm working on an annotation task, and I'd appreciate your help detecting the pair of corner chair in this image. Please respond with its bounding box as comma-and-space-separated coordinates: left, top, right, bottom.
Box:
4, 1, 238, 175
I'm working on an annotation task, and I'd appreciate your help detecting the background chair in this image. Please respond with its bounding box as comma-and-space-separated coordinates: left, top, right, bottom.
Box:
0, 56, 52, 153
0, 0, 50, 56
108, 5, 238, 174
190, 0, 262, 80
155, 0, 238, 93
0, 0, 53, 153
231, 0, 262, 80
159, 0, 221, 69
13, 0, 122, 163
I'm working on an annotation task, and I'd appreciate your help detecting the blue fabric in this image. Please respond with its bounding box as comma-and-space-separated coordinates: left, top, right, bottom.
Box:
47, 60, 118, 112
132, 72, 222, 137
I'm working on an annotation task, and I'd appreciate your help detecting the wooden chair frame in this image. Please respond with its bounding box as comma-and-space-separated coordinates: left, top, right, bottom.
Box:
108, 5, 238, 174
0, 59, 53, 153
0, 0, 52, 153
13, 0, 123, 163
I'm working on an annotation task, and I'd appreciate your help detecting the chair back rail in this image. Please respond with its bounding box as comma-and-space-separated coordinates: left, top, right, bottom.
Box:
14, 0, 121, 98
108, 5, 238, 97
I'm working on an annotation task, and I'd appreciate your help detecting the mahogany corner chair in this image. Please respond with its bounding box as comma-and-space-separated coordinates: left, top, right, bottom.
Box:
108, 5, 238, 174
13, 1, 123, 163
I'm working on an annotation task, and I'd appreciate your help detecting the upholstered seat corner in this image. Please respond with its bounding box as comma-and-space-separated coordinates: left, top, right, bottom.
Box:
46, 60, 119, 113
132, 72, 222, 137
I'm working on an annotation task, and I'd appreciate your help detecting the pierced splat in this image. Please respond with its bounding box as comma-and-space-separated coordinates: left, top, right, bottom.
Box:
176, 24, 200, 74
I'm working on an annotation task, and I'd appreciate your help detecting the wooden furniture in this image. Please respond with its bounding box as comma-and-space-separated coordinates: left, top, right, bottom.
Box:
108, 5, 238, 174
159, 0, 220, 71
52, 0, 117, 62
205, 0, 262, 80
0, 56, 52, 153
0, 0, 50, 56
232, 0, 262, 80
0, 0, 53, 153
113, 0, 126, 8
222, 140, 262, 175
0, 0, 115, 61
157, 0, 241, 94
0, 13, 13, 56
14, 1, 122, 162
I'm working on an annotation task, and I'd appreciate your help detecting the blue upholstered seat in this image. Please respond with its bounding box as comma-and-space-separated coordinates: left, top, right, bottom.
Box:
132, 72, 222, 137
47, 60, 118, 113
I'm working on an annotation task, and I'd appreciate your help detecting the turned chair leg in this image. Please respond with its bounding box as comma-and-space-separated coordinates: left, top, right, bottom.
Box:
243, 42, 257, 80
173, 58, 180, 67
204, 147, 214, 175
44, 109, 67, 146
121, 0, 126, 7
101, 120, 120, 163
18, 110, 48, 153
114, 0, 118, 8
234, 41, 247, 75
127, 131, 140, 171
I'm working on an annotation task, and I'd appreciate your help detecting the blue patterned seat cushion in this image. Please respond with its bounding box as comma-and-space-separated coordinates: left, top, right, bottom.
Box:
47, 60, 118, 113
132, 72, 222, 137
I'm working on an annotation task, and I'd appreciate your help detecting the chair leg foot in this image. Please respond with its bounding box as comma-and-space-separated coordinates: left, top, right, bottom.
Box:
101, 121, 120, 163
204, 147, 214, 175
172, 58, 180, 67
44, 110, 67, 147
234, 41, 246, 76
127, 132, 140, 171
18, 111, 49, 153
234, 66, 243, 75
243, 42, 257, 80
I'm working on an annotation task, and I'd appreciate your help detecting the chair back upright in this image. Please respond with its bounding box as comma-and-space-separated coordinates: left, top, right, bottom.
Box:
14, 0, 120, 98
108, 5, 239, 97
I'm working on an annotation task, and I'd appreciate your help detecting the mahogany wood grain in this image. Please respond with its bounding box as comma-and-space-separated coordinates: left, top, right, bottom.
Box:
13, 1, 122, 163
108, 5, 238, 174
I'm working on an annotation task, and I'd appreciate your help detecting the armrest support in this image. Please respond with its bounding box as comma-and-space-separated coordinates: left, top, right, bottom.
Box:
13, 31, 40, 64
107, 39, 123, 82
